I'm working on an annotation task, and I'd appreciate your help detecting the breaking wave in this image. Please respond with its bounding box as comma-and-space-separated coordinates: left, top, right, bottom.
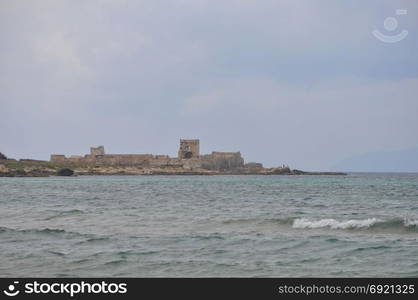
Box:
221, 216, 418, 233
292, 218, 418, 232
293, 218, 378, 229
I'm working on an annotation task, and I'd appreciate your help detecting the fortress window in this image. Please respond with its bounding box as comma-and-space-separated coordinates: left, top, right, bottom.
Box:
184, 152, 193, 159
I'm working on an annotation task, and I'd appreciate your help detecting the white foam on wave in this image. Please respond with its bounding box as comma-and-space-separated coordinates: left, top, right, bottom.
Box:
404, 219, 418, 226
292, 218, 379, 229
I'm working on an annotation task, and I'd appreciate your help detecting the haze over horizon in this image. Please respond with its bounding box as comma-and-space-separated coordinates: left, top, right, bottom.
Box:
1, 0, 417, 171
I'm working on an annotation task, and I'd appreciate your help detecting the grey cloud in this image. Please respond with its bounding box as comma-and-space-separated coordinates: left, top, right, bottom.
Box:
1, 0, 417, 171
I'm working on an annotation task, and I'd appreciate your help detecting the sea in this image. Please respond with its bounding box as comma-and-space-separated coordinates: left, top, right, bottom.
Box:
0, 173, 417, 277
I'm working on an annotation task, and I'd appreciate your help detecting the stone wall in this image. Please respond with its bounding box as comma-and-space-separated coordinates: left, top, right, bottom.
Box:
50, 155, 67, 163
51, 151, 246, 171
200, 152, 244, 171
244, 162, 263, 170
50, 141, 251, 171
94, 154, 154, 166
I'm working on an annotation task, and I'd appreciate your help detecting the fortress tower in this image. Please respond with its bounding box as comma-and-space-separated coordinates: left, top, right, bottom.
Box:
90, 146, 105, 156
178, 139, 200, 159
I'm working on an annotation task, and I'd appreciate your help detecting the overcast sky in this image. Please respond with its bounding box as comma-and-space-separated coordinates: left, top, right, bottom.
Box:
1, 0, 417, 170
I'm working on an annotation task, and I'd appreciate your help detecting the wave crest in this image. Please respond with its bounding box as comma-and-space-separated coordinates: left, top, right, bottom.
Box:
293, 218, 378, 229
292, 218, 418, 232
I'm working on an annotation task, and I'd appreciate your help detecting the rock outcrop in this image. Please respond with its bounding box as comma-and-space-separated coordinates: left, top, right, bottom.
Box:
0, 164, 8, 173
56, 168, 75, 176
0, 166, 51, 177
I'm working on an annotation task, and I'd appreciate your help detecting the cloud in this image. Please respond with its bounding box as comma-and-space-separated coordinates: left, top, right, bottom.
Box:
31, 31, 91, 78
0, 0, 417, 171
179, 76, 418, 169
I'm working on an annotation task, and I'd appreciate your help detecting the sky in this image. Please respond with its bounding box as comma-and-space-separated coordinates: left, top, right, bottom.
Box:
1, 0, 417, 171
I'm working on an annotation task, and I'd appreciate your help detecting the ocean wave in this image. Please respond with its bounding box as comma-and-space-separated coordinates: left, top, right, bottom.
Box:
74, 237, 111, 245
43, 209, 85, 220
293, 218, 378, 229
190, 234, 225, 240
220, 216, 418, 233
405, 219, 418, 226
292, 218, 418, 232
222, 218, 259, 225
222, 217, 294, 226
117, 250, 159, 257
0, 226, 93, 238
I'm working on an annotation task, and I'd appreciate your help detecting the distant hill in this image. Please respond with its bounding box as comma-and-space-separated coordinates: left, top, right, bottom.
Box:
333, 148, 418, 173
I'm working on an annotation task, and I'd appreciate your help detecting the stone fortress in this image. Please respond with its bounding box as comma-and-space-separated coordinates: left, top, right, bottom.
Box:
50, 139, 264, 172
2, 139, 345, 177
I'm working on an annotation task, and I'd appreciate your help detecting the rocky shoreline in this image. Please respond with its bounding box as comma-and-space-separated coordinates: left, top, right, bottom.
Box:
0, 158, 346, 177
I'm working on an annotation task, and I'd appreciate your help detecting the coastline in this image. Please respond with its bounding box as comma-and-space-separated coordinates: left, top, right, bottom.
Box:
0, 159, 346, 177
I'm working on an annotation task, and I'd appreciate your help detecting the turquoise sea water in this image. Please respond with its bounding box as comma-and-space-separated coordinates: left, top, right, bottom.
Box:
0, 173, 418, 277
